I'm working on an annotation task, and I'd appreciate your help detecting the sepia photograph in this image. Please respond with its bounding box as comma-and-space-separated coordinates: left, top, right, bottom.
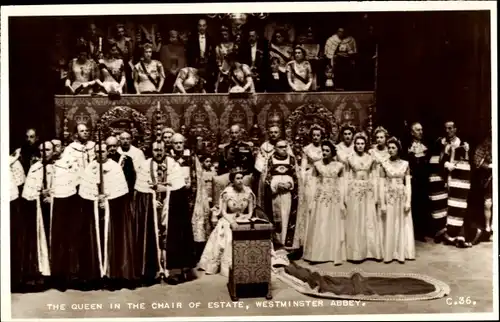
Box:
0, 2, 498, 321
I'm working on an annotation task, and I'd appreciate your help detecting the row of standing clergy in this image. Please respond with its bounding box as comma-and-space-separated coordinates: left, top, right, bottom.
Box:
10, 137, 201, 287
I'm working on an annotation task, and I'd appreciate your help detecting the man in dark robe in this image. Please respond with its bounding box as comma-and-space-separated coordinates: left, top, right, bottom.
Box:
106, 136, 136, 192
118, 131, 146, 173
430, 121, 472, 248
20, 141, 53, 291
464, 135, 493, 245
79, 142, 137, 290
135, 141, 197, 286
48, 139, 82, 291
134, 142, 168, 286
217, 124, 255, 182
12, 128, 40, 175
186, 18, 217, 92
169, 133, 198, 212
403, 122, 431, 241
10, 156, 26, 292
263, 140, 299, 250
61, 123, 97, 183
239, 26, 270, 92
169, 133, 204, 261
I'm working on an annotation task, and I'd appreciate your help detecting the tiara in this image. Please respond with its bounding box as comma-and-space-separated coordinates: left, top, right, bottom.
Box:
387, 136, 402, 147
340, 124, 356, 133
230, 167, 245, 174
353, 131, 368, 142
372, 126, 389, 138
310, 124, 325, 133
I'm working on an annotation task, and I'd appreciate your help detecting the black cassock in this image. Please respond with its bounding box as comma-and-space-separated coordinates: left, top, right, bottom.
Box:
134, 192, 162, 281
51, 194, 85, 286
162, 187, 196, 270
404, 140, 431, 239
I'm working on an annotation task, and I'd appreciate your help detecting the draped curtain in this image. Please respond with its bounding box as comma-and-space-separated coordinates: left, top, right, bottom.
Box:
376, 11, 491, 147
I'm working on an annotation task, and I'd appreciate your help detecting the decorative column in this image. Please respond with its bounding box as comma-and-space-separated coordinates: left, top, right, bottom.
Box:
155, 101, 163, 142
367, 43, 379, 144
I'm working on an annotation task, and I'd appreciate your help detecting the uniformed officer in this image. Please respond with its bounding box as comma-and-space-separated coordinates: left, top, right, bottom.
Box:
217, 124, 255, 176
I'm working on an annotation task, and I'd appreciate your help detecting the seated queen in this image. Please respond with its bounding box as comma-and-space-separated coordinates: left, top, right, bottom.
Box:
199, 168, 289, 277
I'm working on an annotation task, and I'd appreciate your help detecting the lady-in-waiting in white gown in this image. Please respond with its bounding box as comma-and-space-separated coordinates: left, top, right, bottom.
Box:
303, 156, 347, 265
345, 133, 384, 261
379, 140, 416, 263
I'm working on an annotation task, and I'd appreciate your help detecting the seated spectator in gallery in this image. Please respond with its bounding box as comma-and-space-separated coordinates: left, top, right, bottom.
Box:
286, 46, 313, 92
216, 52, 255, 93
65, 41, 98, 95
324, 27, 357, 91
296, 27, 321, 90
269, 29, 293, 73
96, 43, 126, 94
108, 24, 134, 93
133, 43, 165, 94
173, 67, 206, 93
214, 25, 236, 94
264, 57, 289, 93
317, 64, 335, 92
159, 29, 187, 93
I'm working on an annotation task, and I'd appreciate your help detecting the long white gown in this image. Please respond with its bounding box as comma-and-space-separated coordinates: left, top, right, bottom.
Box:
293, 143, 323, 249
336, 142, 354, 165
345, 153, 383, 261
303, 160, 347, 264
380, 159, 416, 262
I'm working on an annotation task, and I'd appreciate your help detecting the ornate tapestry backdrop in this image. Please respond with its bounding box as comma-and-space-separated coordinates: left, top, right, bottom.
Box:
55, 92, 374, 157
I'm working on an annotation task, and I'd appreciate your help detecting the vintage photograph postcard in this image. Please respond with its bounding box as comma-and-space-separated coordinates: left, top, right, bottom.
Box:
1, 1, 498, 321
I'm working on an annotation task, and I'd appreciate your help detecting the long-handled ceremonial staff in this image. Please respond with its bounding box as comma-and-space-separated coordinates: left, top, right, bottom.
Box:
97, 122, 104, 195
